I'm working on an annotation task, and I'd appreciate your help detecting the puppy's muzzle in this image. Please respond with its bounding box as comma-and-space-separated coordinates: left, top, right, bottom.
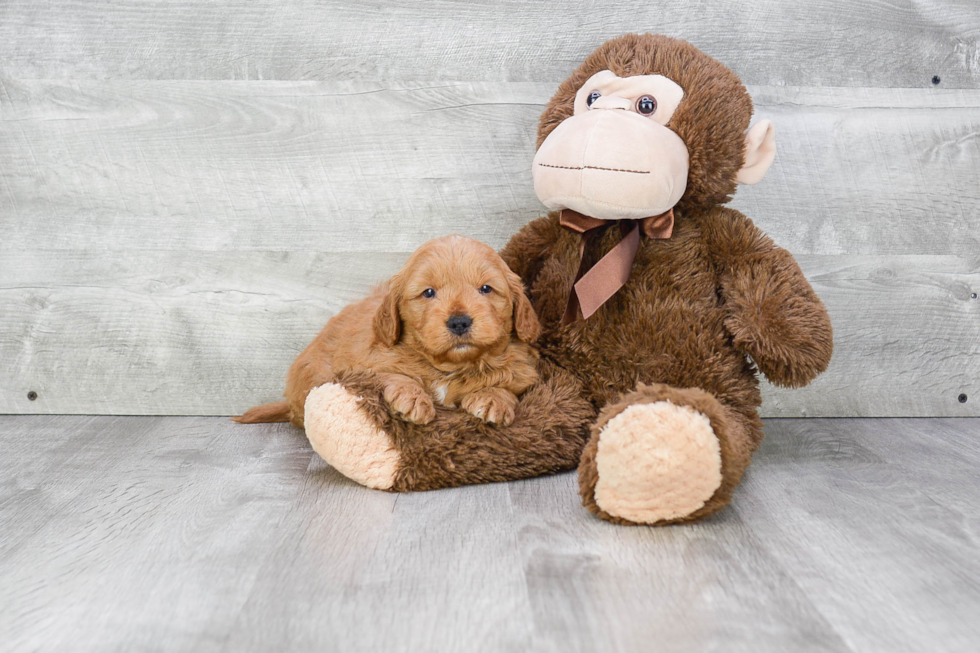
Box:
447, 314, 472, 336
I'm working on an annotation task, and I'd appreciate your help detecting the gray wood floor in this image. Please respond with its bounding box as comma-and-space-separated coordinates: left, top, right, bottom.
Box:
1, 416, 978, 652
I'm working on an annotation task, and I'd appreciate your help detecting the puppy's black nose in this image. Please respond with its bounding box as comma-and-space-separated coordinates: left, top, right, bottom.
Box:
447, 314, 472, 336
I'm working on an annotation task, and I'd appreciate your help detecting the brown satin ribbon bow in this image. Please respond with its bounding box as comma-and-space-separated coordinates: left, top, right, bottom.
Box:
560, 207, 674, 324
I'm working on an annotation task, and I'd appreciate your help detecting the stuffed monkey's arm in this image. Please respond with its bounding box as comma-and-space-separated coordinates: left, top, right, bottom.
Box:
712, 209, 833, 388
499, 214, 562, 292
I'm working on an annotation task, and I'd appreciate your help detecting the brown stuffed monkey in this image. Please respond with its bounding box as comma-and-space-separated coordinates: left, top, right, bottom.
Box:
301, 33, 833, 525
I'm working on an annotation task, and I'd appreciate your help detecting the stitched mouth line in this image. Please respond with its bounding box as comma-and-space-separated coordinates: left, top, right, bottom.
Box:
537, 163, 649, 174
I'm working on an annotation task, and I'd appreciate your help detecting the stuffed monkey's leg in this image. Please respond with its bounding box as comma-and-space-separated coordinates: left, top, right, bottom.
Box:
578, 383, 762, 525
304, 362, 594, 492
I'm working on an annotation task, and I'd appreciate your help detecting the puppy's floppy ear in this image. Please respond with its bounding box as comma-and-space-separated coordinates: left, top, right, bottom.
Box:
373, 275, 403, 347
506, 270, 540, 343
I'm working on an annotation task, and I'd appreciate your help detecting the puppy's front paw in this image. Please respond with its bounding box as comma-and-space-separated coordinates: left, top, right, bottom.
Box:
384, 380, 436, 424
461, 389, 518, 426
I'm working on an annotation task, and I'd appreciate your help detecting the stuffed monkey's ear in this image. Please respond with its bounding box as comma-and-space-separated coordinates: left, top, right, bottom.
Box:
373, 276, 402, 347
507, 271, 541, 344
736, 119, 776, 185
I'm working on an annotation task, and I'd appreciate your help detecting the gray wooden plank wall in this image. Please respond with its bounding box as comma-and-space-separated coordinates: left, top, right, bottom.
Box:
1, 1, 978, 416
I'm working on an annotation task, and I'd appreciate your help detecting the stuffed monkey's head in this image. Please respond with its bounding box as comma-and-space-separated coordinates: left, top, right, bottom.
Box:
533, 34, 776, 218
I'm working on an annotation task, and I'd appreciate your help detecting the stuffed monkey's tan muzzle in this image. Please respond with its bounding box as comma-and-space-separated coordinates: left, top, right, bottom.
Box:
532, 109, 689, 221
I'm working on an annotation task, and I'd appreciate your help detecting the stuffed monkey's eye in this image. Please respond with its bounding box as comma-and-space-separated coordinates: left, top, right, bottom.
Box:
422, 288, 436, 299
478, 284, 493, 295
586, 90, 601, 107
636, 95, 657, 115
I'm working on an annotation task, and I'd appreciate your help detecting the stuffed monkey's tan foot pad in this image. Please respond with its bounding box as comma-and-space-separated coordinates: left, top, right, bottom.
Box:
594, 401, 722, 523
304, 383, 399, 490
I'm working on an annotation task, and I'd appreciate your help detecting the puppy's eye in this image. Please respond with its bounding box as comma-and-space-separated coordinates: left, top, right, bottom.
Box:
586, 90, 601, 107
636, 95, 657, 115
478, 285, 493, 295
422, 288, 436, 299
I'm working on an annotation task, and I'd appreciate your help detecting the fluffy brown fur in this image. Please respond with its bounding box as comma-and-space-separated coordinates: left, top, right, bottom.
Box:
504, 34, 832, 522
235, 235, 541, 429
280, 34, 834, 525
497, 201, 830, 524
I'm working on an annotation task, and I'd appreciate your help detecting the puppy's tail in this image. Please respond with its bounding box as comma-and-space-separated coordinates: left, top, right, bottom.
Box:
232, 400, 291, 423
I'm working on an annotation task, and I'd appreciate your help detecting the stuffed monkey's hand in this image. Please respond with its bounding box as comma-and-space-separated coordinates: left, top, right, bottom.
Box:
722, 247, 833, 388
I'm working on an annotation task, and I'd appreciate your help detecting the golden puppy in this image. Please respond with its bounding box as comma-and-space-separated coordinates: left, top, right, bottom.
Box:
235, 235, 540, 429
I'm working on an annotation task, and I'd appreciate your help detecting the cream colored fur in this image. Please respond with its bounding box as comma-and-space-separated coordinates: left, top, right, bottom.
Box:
571, 71, 685, 125
533, 108, 689, 220
593, 401, 722, 523
735, 119, 776, 185
304, 383, 399, 490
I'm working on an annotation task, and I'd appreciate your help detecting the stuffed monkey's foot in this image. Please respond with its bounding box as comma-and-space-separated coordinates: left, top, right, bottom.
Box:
304, 383, 400, 490
593, 402, 720, 523
579, 384, 736, 525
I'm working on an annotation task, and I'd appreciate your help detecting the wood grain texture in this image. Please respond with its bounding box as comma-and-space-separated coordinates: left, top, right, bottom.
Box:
0, 250, 405, 415
1, 251, 976, 417
730, 86, 980, 257
0, 79, 544, 254
1, 415, 978, 652
2, 2, 978, 418
2, 81, 978, 256
761, 254, 980, 417
0, 0, 978, 88
736, 418, 980, 652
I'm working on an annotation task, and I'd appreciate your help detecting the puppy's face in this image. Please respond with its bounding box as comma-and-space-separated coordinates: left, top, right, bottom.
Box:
373, 235, 539, 365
